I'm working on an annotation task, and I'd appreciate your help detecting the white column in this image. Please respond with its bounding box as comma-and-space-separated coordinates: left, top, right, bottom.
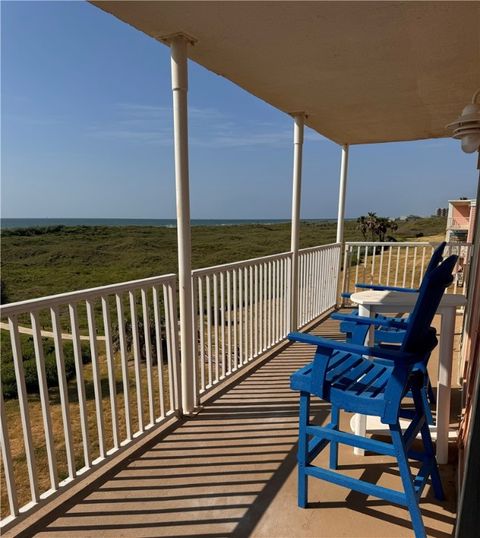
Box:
290, 114, 304, 332
336, 144, 350, 303
170, 35, 194, 414
336, 144, 349, 244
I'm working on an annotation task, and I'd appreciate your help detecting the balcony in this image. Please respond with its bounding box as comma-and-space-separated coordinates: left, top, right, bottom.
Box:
447, 218, 470, 231
0, 241, 469, 536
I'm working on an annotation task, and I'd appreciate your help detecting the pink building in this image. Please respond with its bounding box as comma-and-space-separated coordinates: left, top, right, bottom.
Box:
446, 198, 477, 243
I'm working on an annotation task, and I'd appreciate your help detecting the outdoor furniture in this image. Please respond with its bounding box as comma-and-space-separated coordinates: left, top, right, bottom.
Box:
288, 254, 457, 538
346, 288, 467, 465
335, 242, 447, 424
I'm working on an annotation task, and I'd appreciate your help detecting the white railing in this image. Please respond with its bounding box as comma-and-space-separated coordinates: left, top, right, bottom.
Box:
0, 242, 344, 528
0, 274, 180, 528
342, 241, 473, 298
192, 252, 292, 396
298, 243, 341, 327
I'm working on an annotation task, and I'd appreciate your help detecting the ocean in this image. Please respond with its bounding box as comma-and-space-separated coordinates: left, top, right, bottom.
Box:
1, 218, 336, 229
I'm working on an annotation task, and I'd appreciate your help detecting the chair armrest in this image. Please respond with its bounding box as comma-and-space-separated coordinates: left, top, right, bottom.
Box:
354, 283, 419, 293
288, 332, 417, 364
331, 313, 407, 330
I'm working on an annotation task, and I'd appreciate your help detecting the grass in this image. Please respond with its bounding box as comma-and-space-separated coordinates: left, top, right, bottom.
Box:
1, 217, 447, 303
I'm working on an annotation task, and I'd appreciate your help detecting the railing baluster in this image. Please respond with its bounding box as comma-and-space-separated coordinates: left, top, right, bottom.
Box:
152, 286, 165, 420
227, 271, 232, 374
411, 247, 418, 288
263, 263, 267, 351
162, 284, 175, 413
0, 389, 19, 516
86, 299, 105, 458
394, 246, 401, 286
386, 247, 392, 286
371, 244, 376, 284
268, 261, 273, 346
129, 291, 144, 432
141, 289, 154, 427
276, 259, 281, 337
355, 246, 360, 288
420, 247, 427, 281
50, 307, 75, 480
244, 267, 248, 363
233, 269, 238, 371
379, 246, 384, 284
238, 268, 243, 365
249, 265, 254, 356
8, 316, 40, 501
402, 246, 409, 288
220, 271, 226, 378
191, 276, 199, 405
213, 274, 219, 382
115, 293, 132, 438
254, 264, 259, 356
198, 277, 205, 391
206, 275, 212, 386
280, 260, 285, 336
30, 311, 58, 490
167, 281, 181, 412
101, 296, 119, 449
69, 303, 91, 468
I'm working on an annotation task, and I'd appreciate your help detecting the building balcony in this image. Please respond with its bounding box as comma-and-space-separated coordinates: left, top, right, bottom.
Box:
447, 217, 470, 231
0, 240, 472, 537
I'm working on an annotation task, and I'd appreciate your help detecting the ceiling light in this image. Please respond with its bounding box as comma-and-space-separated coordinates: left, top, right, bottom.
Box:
447, 89, 480, 153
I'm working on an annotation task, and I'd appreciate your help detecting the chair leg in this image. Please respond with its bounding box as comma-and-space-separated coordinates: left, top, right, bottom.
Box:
390, 422, 426, 538
421, 386, 435, 426
329, 405, 339, 470
298, 391, 310, 508
411, 385, 445, 501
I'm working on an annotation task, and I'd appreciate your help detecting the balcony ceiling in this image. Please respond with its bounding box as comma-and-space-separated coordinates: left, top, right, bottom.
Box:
91, 1, 480, 145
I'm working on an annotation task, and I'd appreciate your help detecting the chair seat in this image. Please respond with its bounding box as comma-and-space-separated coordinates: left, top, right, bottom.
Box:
291, 350, 394, 417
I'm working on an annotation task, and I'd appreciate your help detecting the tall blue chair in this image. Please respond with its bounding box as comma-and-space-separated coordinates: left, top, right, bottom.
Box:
336, 242, 447, 422
289, 254, 457, 538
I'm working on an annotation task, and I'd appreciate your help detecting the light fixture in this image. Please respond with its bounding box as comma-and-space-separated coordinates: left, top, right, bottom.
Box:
447, 89, 480, 153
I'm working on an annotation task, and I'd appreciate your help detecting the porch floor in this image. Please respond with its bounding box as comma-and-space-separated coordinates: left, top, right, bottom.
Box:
10, 313, 459, 538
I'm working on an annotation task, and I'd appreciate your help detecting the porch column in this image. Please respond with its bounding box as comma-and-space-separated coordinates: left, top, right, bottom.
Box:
290, 113, 305, 332
336, 144, 350, 304
336, 144, 349, 244
170, 35, 194, 414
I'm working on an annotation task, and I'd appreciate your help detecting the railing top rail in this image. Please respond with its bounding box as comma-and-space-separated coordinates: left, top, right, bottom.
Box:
299, 242, 341, 254
191, 251, 292, 277
0, 273, 177, 316
345, 241, 472, 247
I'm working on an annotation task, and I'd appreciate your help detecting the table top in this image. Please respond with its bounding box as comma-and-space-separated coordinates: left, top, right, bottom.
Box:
350, 290, 467, 308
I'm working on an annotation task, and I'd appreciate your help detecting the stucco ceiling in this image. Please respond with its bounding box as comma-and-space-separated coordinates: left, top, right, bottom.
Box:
91, 1, 480, 145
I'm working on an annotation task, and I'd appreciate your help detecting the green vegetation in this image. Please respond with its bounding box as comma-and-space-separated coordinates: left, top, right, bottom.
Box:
1, 218, 446, 303
1, 335, 91, 398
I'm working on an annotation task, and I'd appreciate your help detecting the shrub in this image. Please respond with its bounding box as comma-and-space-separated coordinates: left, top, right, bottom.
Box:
1, 336, 90, 399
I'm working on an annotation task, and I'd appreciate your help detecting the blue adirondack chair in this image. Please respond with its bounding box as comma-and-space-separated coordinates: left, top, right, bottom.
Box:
336, 242, 447, 423
289, 254, 457, 538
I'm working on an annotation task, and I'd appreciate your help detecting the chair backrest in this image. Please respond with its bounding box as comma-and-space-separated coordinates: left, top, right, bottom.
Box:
417, 241, 447, 293
400, 254, 457, 355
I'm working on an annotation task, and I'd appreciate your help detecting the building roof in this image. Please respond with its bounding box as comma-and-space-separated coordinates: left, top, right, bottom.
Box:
91, 1, 480, 146
448, 199, 476, 205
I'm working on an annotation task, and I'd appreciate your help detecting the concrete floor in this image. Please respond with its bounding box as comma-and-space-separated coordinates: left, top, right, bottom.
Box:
8, 314, 459, 538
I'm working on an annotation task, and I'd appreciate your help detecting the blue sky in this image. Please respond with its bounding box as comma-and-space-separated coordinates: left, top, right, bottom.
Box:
1, 1, 478, 220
